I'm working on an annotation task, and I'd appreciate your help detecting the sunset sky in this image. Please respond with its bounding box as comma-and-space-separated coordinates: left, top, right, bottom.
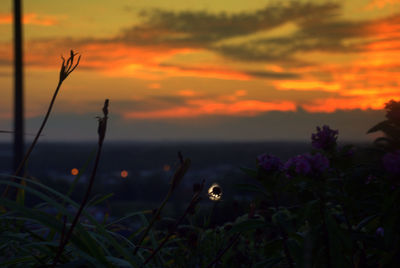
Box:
0, 0, 399, 141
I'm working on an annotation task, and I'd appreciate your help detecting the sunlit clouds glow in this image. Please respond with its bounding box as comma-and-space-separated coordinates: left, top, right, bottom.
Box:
0, 13, 62, 26
0, 0, 399, 139
124, 100, 296, 119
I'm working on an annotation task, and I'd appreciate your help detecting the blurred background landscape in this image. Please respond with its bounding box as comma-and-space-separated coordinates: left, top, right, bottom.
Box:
0, 0, 399, 220
0, 140, 363, 221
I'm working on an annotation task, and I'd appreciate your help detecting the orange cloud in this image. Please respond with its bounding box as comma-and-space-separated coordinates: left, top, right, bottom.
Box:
366, 0, 400, 9
1, 4, 399, 118
9, 41, 251, 81
275, 80, 341, 92
302, 94, 400, 113
124, 99, 296, 119
148, 83, 161, 89
0, 13, 60, 26
178, 90, 197, 97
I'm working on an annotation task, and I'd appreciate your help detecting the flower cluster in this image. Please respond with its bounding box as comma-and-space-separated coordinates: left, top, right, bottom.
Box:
382, 150, 400, 174
311, 125, 338, 151
257, 153, 283, 173
284, 153, 330, 178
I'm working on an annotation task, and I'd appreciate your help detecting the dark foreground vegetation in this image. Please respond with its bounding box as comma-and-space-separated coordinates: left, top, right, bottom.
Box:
1, 52, 399, 267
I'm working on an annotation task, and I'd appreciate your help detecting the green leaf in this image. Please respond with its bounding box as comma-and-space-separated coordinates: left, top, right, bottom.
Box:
16, 179, 26, 205
87, 192, 114, 208
325, 212, 352, 267
254, 256, 284, 268
105, 210, 152, 228
0, 177, 132, 267
0, 256, 36, 266
230, 218, 268, 233
0, 198, 91, 259
106, 256, 133, 267
355, 214, 379, 231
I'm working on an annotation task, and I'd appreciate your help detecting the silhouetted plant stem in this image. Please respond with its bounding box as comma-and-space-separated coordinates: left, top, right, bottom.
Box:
2, 51, 80, 199
133, 156, 191, 255
51, 99, 108, 268
143, 180, 204, 266
205, 200, 219, 228
15, 81, 61, 174
319, 195, 332, 268
272, 193, 295, 268
205, 232, 241, 268
338, 182, 356, 268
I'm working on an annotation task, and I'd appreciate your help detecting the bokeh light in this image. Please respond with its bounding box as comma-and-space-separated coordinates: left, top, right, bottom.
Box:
163, 164, 171, 172
208, 183, 222, 201
121, 170, 128, 178
71, 168, 79, 176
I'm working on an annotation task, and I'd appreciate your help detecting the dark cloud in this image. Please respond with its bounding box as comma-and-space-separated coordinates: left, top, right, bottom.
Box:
110, 1, 385, 66
159, 62, 300, 79
244, 70, 299, 79
115, 1, 341, 47
214, 18, 369, 63
3, 1, 396, 73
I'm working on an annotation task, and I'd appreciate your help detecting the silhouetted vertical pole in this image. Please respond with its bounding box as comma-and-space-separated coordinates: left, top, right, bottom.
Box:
13, 0, 24, 176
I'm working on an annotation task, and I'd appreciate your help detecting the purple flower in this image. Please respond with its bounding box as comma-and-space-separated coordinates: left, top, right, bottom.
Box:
285, 155, 311, 178
382, 150, 400, 174
284, 153, 329, 178
257, 153, 283, 172
311, 153, 330, 173
311, 125, 338, 151
376, 227, 384, 237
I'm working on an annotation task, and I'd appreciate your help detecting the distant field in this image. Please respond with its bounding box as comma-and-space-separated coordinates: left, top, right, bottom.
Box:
0, 141, 314, 175
0, 141, 368, 217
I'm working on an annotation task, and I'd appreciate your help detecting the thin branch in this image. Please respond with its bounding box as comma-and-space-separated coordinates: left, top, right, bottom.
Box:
2, 50, 80, 198
51, 99, 109, 267
133, 156, 191, 255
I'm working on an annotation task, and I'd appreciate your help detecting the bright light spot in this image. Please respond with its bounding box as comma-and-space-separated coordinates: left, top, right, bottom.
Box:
163, 164, 171, 172
121, 170, 128, 178
71, 168, 79, 176
208, 183, 222, 201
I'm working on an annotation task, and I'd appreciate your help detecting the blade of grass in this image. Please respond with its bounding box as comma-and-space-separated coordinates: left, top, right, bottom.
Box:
133, 156, 191, 255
